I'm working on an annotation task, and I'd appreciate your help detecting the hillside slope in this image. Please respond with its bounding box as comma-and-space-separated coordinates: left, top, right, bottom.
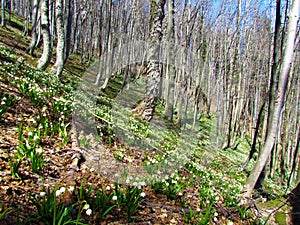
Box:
0, 15, 293, 225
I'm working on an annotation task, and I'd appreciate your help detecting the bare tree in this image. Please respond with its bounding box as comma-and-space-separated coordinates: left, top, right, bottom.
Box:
37, 0, 52, 70
28, 0, 40, 56
133, 0, 166, 121
54, 0, 65, 77
243, 0, 300, 198
1, 0, 5, 27
164, 0, 175, 121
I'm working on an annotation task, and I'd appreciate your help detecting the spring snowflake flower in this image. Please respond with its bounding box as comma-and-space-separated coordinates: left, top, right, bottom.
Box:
139, 181, 146, 186
112, 195, 117, 201
106, 186, 111, 191
214, 212, 218, 217
215, 196, 220, 201
33, 135, 39, 141
36, 148, 43, 154
60, 187, 66, 193
140, 192, 146, 197
56, 190, 61, 197
68, 186, 75, 192
28, 131, 33, 136
86, 208, 92, 216
83, 204, 90, 210
40, 192, 46, 197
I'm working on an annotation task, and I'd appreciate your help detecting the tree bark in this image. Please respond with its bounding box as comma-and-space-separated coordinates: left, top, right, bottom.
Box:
37, 0, 52, 71
64, 0, 72, 61
133, 0, 166, 121
54, 0, 65, 77
28, 0, 40, 55
164, 0, 175, 121
243, 0, 300, 198
1, 0, 5, 27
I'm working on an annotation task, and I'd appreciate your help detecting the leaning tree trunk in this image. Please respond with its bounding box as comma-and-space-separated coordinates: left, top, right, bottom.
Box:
133, 0, 166, 122
37, 0, 52, 71
243, 0, 300, 198
54, 0, 65, 77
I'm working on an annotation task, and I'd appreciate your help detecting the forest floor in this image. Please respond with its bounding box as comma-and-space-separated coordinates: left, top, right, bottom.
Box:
0, 14, 296, 225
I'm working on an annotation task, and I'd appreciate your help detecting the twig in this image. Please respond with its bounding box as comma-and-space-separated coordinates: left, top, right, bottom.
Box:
263, 199, 290, 225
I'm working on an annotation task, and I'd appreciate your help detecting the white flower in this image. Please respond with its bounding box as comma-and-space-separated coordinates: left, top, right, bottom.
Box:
112, 195, 117, 201
90, 167, 95, 172
86, 208, 92, 216
178, 192, 183, 196
40, 192, 46, 197
83, 204, 90, 210
171, 180, 177, 184
213, 217, 218, 222
28, 131, 33, 136
214, 212, 218, 217
1, 101, 5, 105
133, 182, 137, 186
139, 181, 146, 186
36, 148, 43, 154
55, 190, 61, 197
33, 135, 39, 141
68, 186, 75, 192
106, 186, 111, 191
60, 187, 66, 193
227, 221, 234, 225
215, 196, 220, 201
140, 192, 146, 197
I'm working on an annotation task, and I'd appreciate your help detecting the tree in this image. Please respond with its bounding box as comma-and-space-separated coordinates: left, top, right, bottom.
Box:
164, 0, 175, 121
28, 0, 40, 56
38, 0, 52, 70
243, 0, 300, 198
1, 0, 5, 27
133, 0, 166, 121
54, 0, 65, 77
64, 0, 73, 61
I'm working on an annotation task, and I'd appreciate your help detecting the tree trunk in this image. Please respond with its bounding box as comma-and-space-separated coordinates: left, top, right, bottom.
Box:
1, 0, 5, 27
64, 0, 72, 62
243, 0, 299, 198
164, 0, 175, 122
133, 0, 166, 122
38, 0, 52, 71
54, 0, 65, 77
28, 0, 39, 56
